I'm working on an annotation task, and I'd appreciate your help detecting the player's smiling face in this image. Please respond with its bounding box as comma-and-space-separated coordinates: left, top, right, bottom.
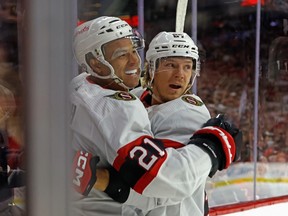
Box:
152, 57, 193, 103
103, 38, 141, 88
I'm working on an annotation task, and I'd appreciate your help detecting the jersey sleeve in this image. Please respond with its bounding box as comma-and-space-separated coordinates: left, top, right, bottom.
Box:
118, 94, 212, 207
108, 95, 212, 199
113, 136, 211, 199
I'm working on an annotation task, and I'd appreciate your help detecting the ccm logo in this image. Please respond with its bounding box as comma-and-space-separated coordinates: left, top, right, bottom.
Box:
172, 33, 184, 38
172, 44, 190, 48
116, 23, 128, 29
73, 151, 89, 187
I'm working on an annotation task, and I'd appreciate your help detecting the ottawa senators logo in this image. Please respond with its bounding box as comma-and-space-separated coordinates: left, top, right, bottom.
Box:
181, 95, 203, 106
107, 91, 136, 101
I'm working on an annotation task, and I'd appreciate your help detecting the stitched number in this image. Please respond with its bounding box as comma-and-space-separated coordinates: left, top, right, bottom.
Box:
129, 138, 165, 170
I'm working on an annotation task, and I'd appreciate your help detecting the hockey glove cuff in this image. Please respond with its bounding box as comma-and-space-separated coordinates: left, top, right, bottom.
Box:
189, 126, 236, 177
72, 150, 99, 196
104, 166, 130, 203
203, 114, 243, 162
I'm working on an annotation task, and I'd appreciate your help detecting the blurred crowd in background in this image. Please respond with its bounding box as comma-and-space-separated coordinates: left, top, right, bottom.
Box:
196, 18, 288, 163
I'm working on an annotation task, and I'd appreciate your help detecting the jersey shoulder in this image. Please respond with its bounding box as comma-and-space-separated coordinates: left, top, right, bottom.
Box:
70, 75, 144, 122
180, 94, 205, 106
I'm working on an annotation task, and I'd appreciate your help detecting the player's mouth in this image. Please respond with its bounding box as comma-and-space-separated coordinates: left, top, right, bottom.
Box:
169, 84, 182, 89
125, 69, 138, 75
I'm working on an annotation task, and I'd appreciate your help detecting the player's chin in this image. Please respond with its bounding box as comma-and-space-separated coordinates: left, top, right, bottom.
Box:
163, 91, 181, 101
123, 75, 140, 88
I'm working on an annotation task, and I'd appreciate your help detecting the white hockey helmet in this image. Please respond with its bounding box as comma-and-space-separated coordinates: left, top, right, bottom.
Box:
146, 31, 200, 86
73, 16, 144, 80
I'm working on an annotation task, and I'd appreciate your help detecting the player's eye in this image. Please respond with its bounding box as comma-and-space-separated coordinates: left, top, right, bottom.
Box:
184, 65, 192, 70
132, 49, 138, 55
119, 53, 127, 57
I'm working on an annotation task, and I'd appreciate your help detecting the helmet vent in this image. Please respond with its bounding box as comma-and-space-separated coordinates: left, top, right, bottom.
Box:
157, 49, 170, 53
109, 19, 119, 24
106, 28, 113, 32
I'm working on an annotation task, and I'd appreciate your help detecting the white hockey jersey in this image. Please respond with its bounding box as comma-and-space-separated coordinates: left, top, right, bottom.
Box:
123, 88, 211, 216
70, 73, 212, 216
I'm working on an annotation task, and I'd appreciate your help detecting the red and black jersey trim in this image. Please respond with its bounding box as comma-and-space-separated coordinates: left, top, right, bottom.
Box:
113, 136, 184, 194
140, 90, 152, 108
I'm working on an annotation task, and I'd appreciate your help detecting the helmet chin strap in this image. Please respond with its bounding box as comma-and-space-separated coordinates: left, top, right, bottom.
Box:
91, 64, 144, 91
111, 76, 130, 91
88, 58, 131, 91
183, 83, 192, 94
146, 85, 165, 105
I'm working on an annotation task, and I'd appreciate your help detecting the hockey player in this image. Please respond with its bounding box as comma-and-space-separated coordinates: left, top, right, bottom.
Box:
71, 16, 242, 216
127, 31, 212, 215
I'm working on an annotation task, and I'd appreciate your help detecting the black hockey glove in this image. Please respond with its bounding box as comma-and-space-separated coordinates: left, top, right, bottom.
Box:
72, 150, 99, 196
104, 166, 130, 203
188, 114, 243, 177
202, 114, 242, 162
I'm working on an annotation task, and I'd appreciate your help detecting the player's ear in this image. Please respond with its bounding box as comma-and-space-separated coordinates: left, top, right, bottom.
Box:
85, 52, 100, 72
90, 58, 98, 67
89, 57, 102, 73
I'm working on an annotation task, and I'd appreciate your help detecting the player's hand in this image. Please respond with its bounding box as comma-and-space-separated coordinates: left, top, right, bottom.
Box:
203, 114, 242, 162
188, 114, 243, 177
72, 150, 99, 196
104, 166, 130, 203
